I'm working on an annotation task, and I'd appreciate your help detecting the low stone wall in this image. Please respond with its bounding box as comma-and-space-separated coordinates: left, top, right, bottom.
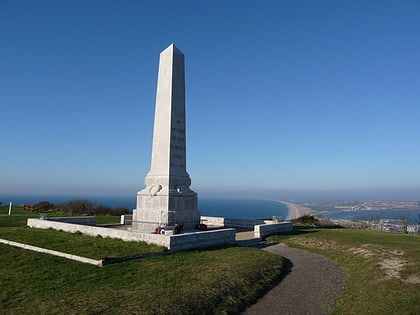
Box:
201, 216, 225, 226
120, 214, 133, 225
27, 218, 236, 252
27, 218, 169, 247
254, 222, 293, 238
225, 218, 265, 228
170, 229, 236, 252
201, 216, 265, 229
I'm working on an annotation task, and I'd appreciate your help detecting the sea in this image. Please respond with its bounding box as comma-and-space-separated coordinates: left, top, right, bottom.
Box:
1, 194, 289, 220
3, 194, 419, 224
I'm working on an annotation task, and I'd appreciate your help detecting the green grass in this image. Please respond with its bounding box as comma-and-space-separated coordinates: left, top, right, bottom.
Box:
96, 215, 121, 225
268, 227, 420, 315
0, 206, 284, 314
0, 206, 162, 259
0, 227, 165, 259
0, 245, 282, 314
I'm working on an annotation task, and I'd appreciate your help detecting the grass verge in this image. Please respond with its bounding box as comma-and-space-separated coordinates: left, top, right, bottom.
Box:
268, 227, 420, 314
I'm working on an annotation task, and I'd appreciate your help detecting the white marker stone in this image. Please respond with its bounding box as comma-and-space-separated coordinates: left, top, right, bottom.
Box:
132, 44, 200, 232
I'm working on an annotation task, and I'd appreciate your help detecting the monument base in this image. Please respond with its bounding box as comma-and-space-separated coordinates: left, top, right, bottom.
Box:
132, 193, 201, 233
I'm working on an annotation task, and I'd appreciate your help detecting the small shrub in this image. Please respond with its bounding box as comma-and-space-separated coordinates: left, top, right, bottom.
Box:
33, 201, 56, 212
55, 199, 129, 216
292, 215, 318, 225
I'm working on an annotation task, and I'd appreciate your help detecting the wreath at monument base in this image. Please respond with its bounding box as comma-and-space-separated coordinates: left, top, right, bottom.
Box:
155, 223, 184, 235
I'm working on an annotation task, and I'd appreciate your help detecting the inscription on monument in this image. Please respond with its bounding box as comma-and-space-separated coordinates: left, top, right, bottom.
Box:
170, 126, 186, 169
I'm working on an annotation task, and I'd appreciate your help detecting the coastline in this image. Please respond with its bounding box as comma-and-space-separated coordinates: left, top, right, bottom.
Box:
271, 200, 314, 220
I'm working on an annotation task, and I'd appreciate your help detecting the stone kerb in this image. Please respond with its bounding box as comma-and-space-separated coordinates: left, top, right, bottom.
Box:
0, 238, 101, 266
254, 222, 293, 238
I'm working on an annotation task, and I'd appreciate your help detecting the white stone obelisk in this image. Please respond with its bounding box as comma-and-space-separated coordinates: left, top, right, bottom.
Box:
132, 44, 200, 233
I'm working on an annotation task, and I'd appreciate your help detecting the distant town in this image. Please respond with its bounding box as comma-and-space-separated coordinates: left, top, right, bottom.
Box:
302, 200, 420, 211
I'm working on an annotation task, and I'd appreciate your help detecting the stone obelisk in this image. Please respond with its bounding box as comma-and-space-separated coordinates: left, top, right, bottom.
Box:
132, 44, 200, 233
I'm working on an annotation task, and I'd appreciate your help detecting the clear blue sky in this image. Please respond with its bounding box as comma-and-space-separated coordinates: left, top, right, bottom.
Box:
1, 0, 419, 200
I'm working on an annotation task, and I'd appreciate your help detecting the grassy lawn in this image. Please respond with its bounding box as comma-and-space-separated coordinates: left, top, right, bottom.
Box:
0, 206, 284, 314
0, 206, 156, 259
268, 227, 420, 315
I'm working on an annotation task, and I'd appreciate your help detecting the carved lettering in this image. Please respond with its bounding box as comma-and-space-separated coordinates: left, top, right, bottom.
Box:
171, 145, 186, 150
171, 127, 185, 133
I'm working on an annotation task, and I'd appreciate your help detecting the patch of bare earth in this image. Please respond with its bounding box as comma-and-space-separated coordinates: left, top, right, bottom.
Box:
288, 237, 419, 284
235, 231, 255, 240
288, 237, 339, 250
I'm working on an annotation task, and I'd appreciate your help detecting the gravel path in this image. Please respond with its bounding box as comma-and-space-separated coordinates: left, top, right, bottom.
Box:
243, 243, 346, 315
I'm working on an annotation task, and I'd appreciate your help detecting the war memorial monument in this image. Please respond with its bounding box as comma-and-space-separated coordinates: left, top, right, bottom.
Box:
132, 44, 201, 233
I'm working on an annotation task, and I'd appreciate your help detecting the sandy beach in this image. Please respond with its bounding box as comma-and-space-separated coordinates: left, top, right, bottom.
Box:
271, 200, 315, 220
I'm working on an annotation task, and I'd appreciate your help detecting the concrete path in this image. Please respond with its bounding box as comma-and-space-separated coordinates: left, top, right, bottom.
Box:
243, 243, 346, 315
